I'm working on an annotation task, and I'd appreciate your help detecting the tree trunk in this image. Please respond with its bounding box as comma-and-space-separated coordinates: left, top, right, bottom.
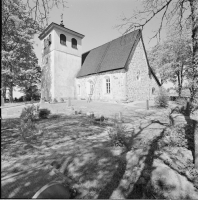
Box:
3, 87, 7, 100
177, 71, 182, 97
189, 0, 198, 102
178, 85, 182, 97
9, 85, 13, 103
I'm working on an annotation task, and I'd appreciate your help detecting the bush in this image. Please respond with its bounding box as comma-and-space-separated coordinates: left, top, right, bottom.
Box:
53, 98, 58, 103
107, 118, 133, 151
20, 119, 38, 142
158, 126, 188, 148
154, 88, 169, 108
20, 104, 38, 123
38, 108, 51, 119
176, 98, 187, 106
60, 98, 64, 102
20, 104, 40, 142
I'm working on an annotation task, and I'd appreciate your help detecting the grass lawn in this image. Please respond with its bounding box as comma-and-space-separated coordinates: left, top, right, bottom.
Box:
1, 113, 136, 198
2, 101, 197, 199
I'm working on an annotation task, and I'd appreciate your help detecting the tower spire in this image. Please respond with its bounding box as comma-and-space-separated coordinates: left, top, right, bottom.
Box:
60, 13, 64, 27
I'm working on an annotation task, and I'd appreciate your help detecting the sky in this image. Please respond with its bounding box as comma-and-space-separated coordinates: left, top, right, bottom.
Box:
33, 0, 167, 65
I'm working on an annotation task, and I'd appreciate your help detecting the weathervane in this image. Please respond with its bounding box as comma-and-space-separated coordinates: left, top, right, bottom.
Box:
60, 13, 64, 27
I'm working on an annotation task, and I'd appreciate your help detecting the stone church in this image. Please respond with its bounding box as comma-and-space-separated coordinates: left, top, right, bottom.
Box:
39, 21, 160, 102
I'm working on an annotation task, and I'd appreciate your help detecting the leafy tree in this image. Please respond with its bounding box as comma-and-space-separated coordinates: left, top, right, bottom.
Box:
2, 0, 41, 102
2, 0, 67, 101
22, 85, 41, 101
148, 35, 192, 97
118, 0, 198, 102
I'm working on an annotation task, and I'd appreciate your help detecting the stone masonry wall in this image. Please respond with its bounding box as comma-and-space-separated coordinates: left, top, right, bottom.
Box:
126, 38, 159, 101
76, 69, 126, 102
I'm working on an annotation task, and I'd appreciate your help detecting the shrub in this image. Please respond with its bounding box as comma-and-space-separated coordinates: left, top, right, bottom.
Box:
48, 96, 52, 102
107, 118, 133, 151
176, 98, 187, 106
53, 98, 58, 103
20, 119, 38, 142
39, 108, 51, 119
20, 104, 38, 123
154, 88, 169, 108
60, 98, 64, 102
20, 104, 40, 142
158, 126, 188, 148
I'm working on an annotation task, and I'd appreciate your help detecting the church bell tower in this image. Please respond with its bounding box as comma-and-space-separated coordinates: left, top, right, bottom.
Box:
38, 18, 84, 102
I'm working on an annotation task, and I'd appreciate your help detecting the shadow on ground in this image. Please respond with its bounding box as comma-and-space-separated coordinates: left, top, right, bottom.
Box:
1, 111, 171, 199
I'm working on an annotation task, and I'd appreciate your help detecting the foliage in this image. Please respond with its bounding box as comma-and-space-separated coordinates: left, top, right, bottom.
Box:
38, 108, 51, 119
20, 119, 38, 142
158, 126, 188, 149
176, 98, 187, 106
2, 0, 41, 102
22, 85, 41, 101
53, 98, 58, 103
107, 118, 134, 151
148, 35, 192, 97
60, 98, 65, 102
20, 104, 39, 122
154, 88, 169, 108
20, 104, 40, 142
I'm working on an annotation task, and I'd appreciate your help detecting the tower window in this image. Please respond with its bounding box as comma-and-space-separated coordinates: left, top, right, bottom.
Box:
137, 70, 141, 81
71, 38, 77, 49
106, 78, 110, 94
60, 34, 66, 45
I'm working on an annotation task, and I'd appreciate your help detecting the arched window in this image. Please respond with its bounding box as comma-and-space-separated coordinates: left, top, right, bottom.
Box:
71, 38, 77, 49
88, 80, 94, 95
77, 84, 81, 95
152, 87, 155, 95
44, 39, 46, 49
106, 77, 110, 94
137, 70, 141, 81
48, 34, 51, 46
60, 34, 66, 45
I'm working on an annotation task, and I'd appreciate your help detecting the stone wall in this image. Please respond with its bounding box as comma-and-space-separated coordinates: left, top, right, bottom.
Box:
76, 69, 126, 102
126, 38, 159, 101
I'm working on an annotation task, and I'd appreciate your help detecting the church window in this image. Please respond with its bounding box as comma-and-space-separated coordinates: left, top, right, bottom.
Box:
48, 34, 51, 46
44, 39, 46, 49
77, 84, 81, 95
152, 87, 155, 95
89, 81, 94, 95
60, 34, 66, 45
106, 78, 110, 94
71, 38, 77, 49
137, 70, 141, 81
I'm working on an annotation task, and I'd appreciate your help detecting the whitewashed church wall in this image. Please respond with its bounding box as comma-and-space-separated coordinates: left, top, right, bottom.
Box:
76, 69, 127, 102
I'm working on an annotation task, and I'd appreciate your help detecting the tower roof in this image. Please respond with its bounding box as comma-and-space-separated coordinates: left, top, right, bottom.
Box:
38, 22, 85, 40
